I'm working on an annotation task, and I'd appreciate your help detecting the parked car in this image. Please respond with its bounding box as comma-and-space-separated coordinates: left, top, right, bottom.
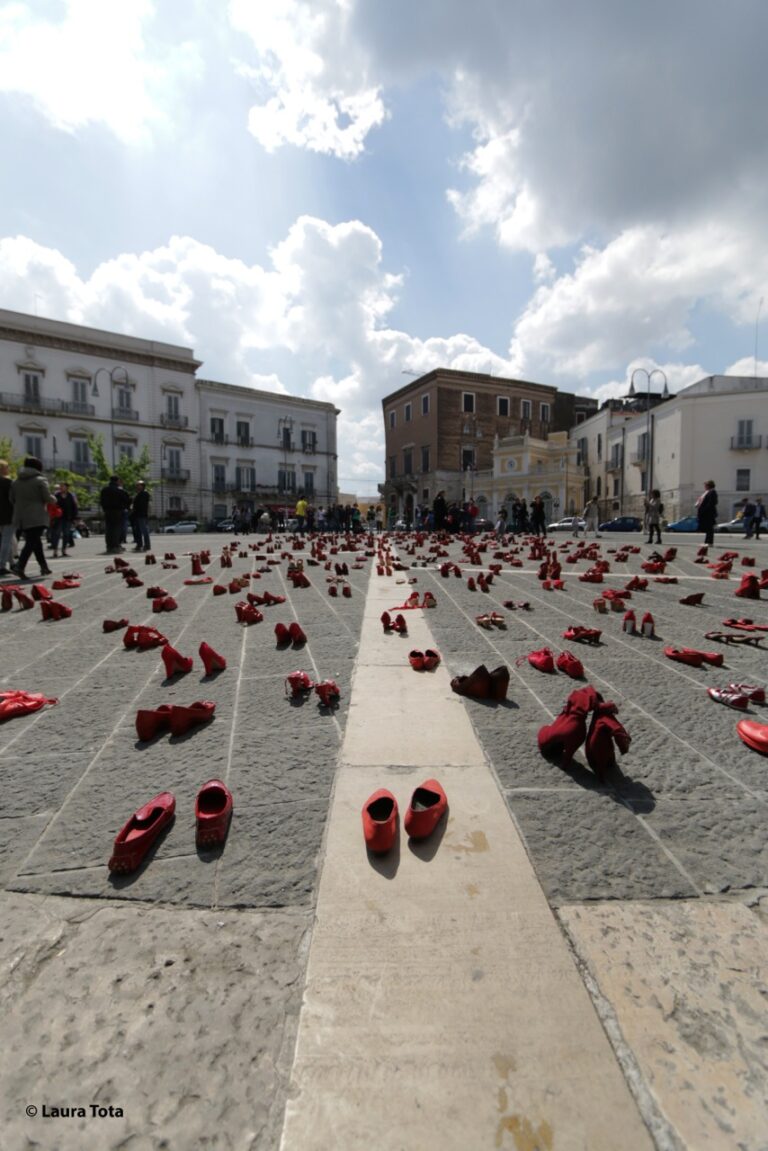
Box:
163, 520, 199, 534
717, 518, 746, 533
598, 516, 643, 532
547, 516, 586, 532
666, 515, 699, 532
215, 519, 236, 532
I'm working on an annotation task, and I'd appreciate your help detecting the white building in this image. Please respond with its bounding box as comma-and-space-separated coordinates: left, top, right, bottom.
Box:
0, 309, 338, 523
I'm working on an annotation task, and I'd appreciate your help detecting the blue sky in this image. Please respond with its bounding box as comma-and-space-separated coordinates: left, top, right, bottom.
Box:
1, 0, 766, 495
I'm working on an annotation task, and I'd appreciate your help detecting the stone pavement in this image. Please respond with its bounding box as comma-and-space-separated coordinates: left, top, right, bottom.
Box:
0, 529, 766, 1150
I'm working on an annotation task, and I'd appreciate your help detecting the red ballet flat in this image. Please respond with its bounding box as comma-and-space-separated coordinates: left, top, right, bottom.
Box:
404, 779, 448, 840
108, 792, 176, 873
195, 779, 233, 847
362, 788, 398, 853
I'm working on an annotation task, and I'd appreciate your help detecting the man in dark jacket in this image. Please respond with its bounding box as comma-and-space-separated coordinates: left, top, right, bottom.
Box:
100, 475, 130, 554
0, 458, 14, 575
697, 480, 718, 546
131, 481, 151, 551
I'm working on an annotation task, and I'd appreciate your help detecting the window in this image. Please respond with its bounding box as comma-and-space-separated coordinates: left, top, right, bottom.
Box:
389, 456, 397, 479
301, 429, 317, 452
736, 419, 754, 448
421, 446, 430, 473
461, 447, 476, 471
24, 372, 41, 403
597, 433, 603, 461
576, 437, 588, 466
613, 477, 620, 498
521, 399, 532, 421
421, 394, 429, 416
540, 402, 550, 423
211, 417, 225, 443
278, 468, 296, 493
403, 449, 413, 475
389, 410, 396, 429
169, 495, 182, 512
236, 420, 250, 447
610, 445, 623, 468
281, 424, 293, 450
736, 468, 751, 492
25, 434, 43, 458
167, 394, 180, 419
212, 463, 226, 491
497, 396, 510, 418
118, 444, 134, 461
596, 476, 601, 497
404, 402, 412, 423
72, 378, 88, 408
166, 448, 182, 475
117, 387, 132, 411
73, 439, 89, 465
302, 471, 314, 495
235, 465, 255, 491
462, 392, 475, 413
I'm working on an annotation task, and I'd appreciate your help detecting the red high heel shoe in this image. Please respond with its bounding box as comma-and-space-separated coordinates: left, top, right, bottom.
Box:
169, 700, 216, 736
199, 642, 227, 674
274, 622, 291, 646
404, 779, 448, 839
135, 704, 174, 741
392, 614, 408, 635
362, 789, 398, 853
315, 679, 341, 708
289, 622, 307, 645
285, 671, 314, 699
161, 644, 194, 677
108, 792, 176, 872
103, 618, 129, 632
195, 779, 233, 847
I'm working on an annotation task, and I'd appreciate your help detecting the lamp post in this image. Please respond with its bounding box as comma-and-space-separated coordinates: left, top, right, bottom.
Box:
756, 296, 764, 378
91, 366, 130, 470
629, 367, 667, 501
277, 416, 294, 508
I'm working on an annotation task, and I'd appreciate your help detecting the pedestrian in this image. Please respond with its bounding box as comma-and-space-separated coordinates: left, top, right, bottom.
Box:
645, 489, 663, 544
433, 490, 447, 531
132, 481, 151, 551
9, 456, 52, 579
0, 458, 14, 575
696, 480, 718, 546
530, 495, 547, 537
754, 497, 765, 540
52, 482, 78, 557
100, 475, 130, 554
494, 508, 508, 539
741, 497, 757, 539
583, 496, 601, 538
295, 493, 307, 533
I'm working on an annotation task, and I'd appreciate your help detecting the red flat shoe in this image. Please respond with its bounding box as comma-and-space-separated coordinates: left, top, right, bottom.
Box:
422, 649, 441, 670
315, 679, 341, 707
199, 642, 227, 674
707, 687, 749, 710
736, 719, 768, 754
285, 671, 314, 698
109, 791, 176, 872
362, 788, 398, 853
161, 644, 194, 678
169, 700, 216, 737
727, 683, 765, 703
103, 618, 129, 632
409, 650, 425, 670
404, 779, 448, 840
520, 648, 556, 673
195, 779, 233, 847
0, 689, 58, 722
562, 626, 602, 645
556, 650, 584, 679
664, 647, 705, 667
135, 704, 173, 741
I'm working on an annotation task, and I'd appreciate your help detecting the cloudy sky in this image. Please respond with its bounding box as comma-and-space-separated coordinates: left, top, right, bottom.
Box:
1, 0, 767, 495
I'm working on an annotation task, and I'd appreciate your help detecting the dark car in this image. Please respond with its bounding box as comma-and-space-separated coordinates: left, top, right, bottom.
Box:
598, 516, 642, 532
666, 515, 698, 532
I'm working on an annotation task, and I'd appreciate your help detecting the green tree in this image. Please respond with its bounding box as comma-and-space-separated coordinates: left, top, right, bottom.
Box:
0, 437, 23, 476
87, 434, 153, 494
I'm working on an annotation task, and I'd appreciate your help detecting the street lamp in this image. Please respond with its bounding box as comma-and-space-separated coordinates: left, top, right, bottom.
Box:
91, 366, 130, 470
630, 367, 667, 500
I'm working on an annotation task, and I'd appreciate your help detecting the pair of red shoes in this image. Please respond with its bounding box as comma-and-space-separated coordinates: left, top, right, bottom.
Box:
151, 595, 178, 613
381, 611, 407, 634
284, 672, 341, 708
0, 689, 58, 722
161, 642, 227, 678
664, 647, 723, 668
450, 664, 510, 701
708, 683, 765, 711
409, 649, 441, 671
362, 780, 448, 853
538, 686, 631, 780
40, 601, 72, 621
108, 780, 233, 872
274, 621, 307, 647
235, 601, 263, 625
135, 700, 216, 741
518, 649, 584, 678
562, 626, 602, 644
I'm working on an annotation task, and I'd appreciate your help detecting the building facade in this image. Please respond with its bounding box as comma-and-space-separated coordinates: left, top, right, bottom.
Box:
0, 309, 338, 523
380, 368, 597, 521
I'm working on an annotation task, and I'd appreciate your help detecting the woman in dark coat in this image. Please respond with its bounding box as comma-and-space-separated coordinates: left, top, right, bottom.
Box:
10, 457, 52, 578
696, 480, 718, 546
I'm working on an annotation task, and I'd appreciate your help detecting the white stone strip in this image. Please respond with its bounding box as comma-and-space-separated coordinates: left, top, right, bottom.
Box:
279, 575, 654, 1151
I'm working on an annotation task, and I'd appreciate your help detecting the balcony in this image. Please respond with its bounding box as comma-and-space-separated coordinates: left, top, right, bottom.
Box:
212, 480, 228, 493
236, 437, 254, 448
209, 435, 229, 445
606, 457, 623, 473
161, 413, 189, 428
630, 451, 649, 466
112, 406, 139, 422
62, 400, 96, 416
0, 390, 65, 414
730, 435, 762, 450
161, 467, 190, 482
69, 460, 98, 475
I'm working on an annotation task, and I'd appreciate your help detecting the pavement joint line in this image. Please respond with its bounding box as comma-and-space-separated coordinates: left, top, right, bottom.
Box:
212, 622, 250, 909
620, 803, 704, 896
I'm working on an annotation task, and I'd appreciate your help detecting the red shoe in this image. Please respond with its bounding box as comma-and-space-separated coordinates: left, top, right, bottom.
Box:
409, 650, 425, 670
328, 584, 338, 597
664, 647, 705, 667
556, 650, 584, 679
422, 649, 441, 670
562, 626, 601, 644
522, 648, 556, 673
315, 679, 341, 708
362, 789, 398, 853
392, 614, 408, 635
467, 576, 476, 591
212, 584, 227, 596
679, 593, 705, 606
404, 779, 448, 839
1, 588, 13, 612
274, 622, 291, 646
39, 600, 53, 621
0, 689, 58, 722
199, 642, 226, 674
421, 591, 436, 608
31, 583, 52, 601
49, 602, 72, 620
289, 622, 307, 646
169, 700, 216, 736
451, 664, 492, 699
736, 719, 768, 754
146, 586, 167, 599
585, 702, 631, 781
109, 792, 176, 873
727, 683, 765, 703
381, 611, 393, 632
489, 665, 510, 701
195, 779, 233, 847
161, 644, 194, 678
342, 584, 351, 598
285, 671, 314, 698
103, 618, 129, 632
622, 609, 637, 634
135, 704, 173, 741
14, 589, 34, 610
640, 612, 655, 637
735, 575, 760, 599
707, 687, 749, 710
136, 626, 168, 650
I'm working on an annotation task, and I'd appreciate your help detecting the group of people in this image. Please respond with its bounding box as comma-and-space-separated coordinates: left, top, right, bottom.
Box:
99, 476, 152, 554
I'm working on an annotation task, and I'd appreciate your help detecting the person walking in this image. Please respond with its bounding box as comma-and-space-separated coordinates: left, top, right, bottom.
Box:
754, 497, 765, 540
530, 495, 547, 537
645, 489, 663, 544
100, 475, 130, 554
295, 494, 307, 533
53, 482, 78, 557
432, 490, 447, 531
9, 456, 52, 579
583, 496, 601, 538
0, 458, 14, 575
696, 480, 718, 546
132, 481, 151, 551
741, 497, 757, 539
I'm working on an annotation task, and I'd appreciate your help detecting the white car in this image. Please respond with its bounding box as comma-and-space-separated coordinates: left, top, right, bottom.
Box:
163, 520, 199, 534
716, 518, 746, 534
547, 516, 586, 532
